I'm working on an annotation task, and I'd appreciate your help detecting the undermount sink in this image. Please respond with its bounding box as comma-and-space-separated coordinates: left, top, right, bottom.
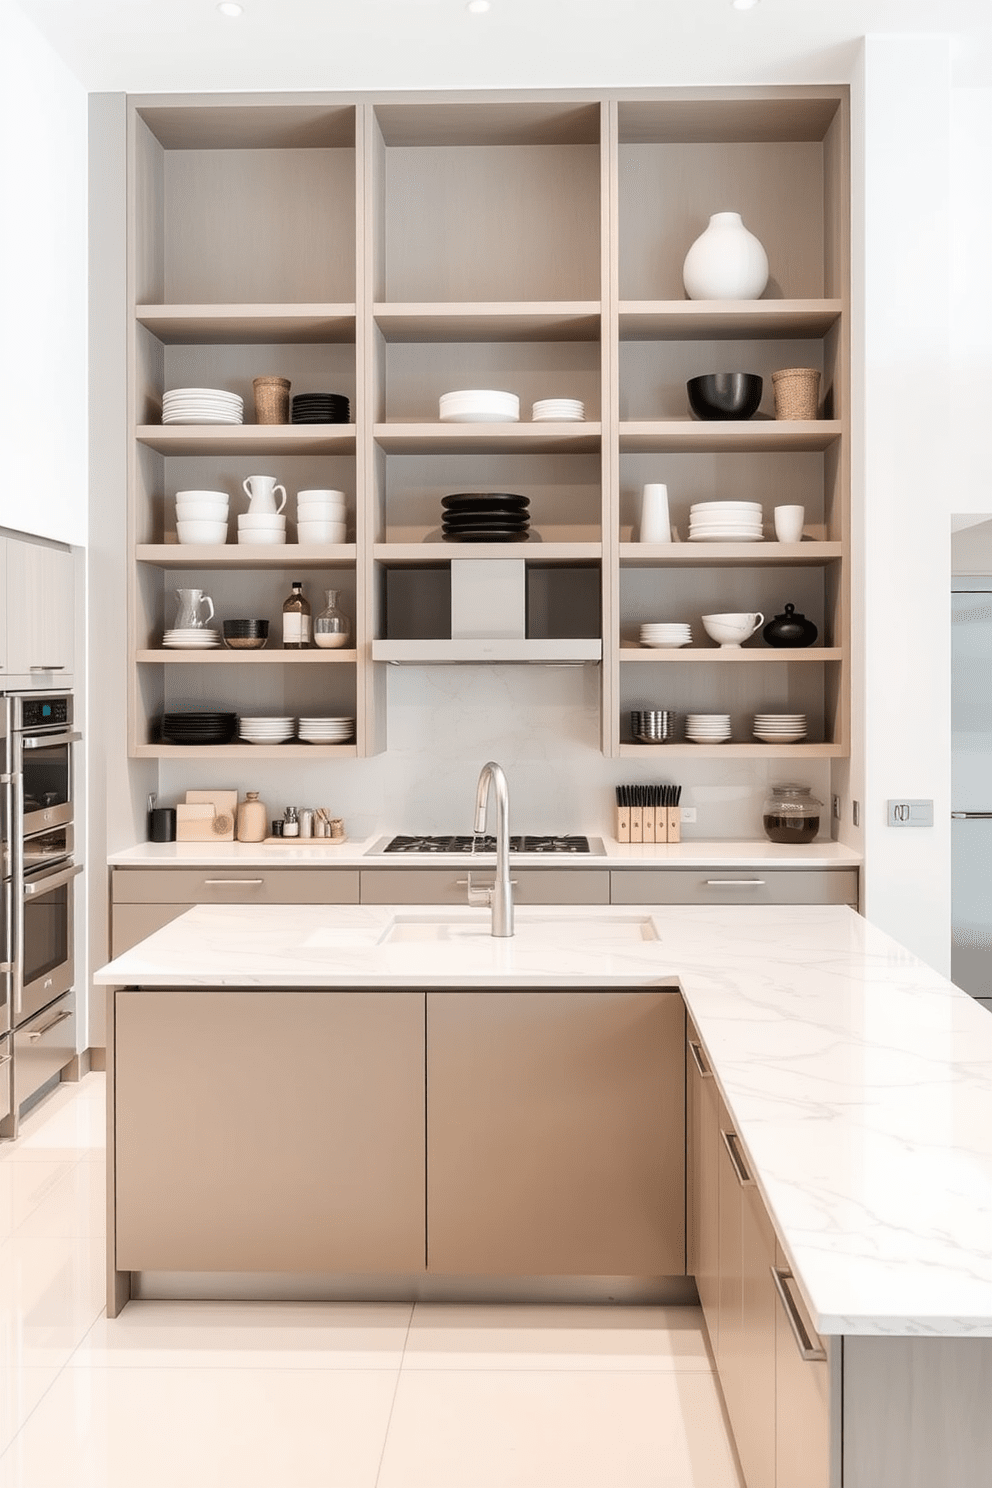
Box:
383, 914, 658, 944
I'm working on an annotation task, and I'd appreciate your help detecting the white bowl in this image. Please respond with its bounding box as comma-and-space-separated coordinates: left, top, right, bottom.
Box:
176, 520, 228, 544
176, 504, 228, 523
238, 513, 287, 530
297, 500, 347, 518
237, 529, 287, 545
175, 489, 229, 502
297, 489, 346, 502
298, 521, 347, 543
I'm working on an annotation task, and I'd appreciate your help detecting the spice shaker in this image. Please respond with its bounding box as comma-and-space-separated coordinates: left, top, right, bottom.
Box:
283, 806, 300, 838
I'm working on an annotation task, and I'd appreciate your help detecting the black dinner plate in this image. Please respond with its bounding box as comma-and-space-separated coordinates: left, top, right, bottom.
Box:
442, 510, 530, 526
442, 529, 530, 543
442, 492, 529, 512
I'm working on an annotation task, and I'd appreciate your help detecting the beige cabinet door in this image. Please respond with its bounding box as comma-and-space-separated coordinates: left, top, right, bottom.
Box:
427, 989, 685, 1276
4, 541, 75, 676
687, 1026, 720, 1350
774, 1240, 831, 1488
736, 1183, 777, 1488
114, 989, 426, 1273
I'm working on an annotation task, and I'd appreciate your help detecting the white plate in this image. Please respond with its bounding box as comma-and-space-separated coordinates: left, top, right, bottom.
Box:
753, 732, 807, 743
439, 410, 520, 424
688, 533, 764, 543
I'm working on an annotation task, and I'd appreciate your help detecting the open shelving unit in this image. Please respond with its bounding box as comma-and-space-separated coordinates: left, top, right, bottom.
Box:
125, 85, 849, 761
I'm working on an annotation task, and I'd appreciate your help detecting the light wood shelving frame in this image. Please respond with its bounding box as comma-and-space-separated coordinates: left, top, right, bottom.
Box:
124, 85, 850, 761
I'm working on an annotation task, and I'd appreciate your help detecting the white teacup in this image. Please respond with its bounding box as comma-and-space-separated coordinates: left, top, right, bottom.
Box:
701, 611, 764, 648
774, 505, 805, 543
243, 475, 287, 514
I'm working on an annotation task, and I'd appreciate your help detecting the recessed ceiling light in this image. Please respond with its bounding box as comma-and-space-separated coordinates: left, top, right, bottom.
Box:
217, 2, 244, 16
731, 0, 760, 10
466, 1, 491, 13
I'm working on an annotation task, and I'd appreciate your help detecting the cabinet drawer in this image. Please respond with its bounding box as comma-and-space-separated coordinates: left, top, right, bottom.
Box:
14, 992, 76, 1109
611, 868, 858, 906
112, 867, 360, 905
0, 1033, 11, 1125
360, 868, 610, 906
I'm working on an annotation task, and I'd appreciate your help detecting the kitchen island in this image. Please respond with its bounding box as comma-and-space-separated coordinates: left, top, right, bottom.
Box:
96, 902, 992, 1488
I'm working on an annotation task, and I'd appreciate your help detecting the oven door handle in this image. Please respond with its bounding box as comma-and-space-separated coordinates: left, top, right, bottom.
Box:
10, 773, 24, 1018
20, 730, 81, 751
22, 862, 83, 897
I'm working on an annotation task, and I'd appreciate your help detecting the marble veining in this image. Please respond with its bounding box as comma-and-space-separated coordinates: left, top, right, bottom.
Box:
95, 903, 992, 1338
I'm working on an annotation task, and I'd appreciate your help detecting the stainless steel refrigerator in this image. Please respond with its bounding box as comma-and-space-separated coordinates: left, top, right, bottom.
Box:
951, 580, 992, 1014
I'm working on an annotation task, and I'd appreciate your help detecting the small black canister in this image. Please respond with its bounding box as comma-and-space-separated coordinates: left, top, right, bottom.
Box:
148, 807, 177, 842
763, 604, 818, 648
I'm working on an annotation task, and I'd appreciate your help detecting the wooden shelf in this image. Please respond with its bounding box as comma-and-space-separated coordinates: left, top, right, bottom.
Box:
136, 426, 356, 456
134, 743, 360, 759
374, 423, 601, 455
619, 421, 840, 454
373, 542, 602, 564
618, 646, 843, 662
372, 639, 602, 664
619, 542, 842, 567
135, 544, 357, 569
619, 743, 846, 758
618, 299, 843, 341
137, 649, 358, 664
374, 302, 600, 342
136, 304, 357, 344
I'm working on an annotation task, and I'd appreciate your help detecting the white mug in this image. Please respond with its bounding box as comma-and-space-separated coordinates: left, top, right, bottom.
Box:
774, 504, 805, 543
639, 483, 672, 544
242, 475, 287, 514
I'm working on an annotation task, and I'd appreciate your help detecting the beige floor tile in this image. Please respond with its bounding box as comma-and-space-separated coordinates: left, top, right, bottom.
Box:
0, 1365, 400, 1488
405, 1303, 713, 1372
377, 1369, 742, 1488
0, 1367, 63, 1459
74, 1299, 413, 1370
10, 1161, 106, 1241
0, 1235, 105, 1372
6, 1089, 106, 1163
0, 1160, 79, 1244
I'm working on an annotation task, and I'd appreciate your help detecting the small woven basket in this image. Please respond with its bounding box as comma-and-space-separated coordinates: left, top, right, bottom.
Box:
771, 367, 820, 421
252, 376, 291, 425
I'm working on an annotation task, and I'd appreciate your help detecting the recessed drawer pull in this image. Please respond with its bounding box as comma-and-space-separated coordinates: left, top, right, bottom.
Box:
29, 664, 66, 671
720, 1127, 753, 1186
203, 878, 265, 886
705, 879, 767, 887
26, 1009, 73, 1041
771, 1266, 827, 1362
687, 1038, 712, 1078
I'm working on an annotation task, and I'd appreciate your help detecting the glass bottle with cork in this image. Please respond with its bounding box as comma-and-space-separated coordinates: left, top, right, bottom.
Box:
282, 580, 311, 649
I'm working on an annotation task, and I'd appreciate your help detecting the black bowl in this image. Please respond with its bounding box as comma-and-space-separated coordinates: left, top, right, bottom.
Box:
687, 373, 763, 421
223, 619, 269, 636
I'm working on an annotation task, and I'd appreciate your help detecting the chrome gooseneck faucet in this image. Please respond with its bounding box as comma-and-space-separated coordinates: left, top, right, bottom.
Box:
465, 761, 514, 937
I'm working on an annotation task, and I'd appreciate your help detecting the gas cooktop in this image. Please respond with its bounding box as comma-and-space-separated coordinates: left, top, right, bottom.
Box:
371, 834, 601, 856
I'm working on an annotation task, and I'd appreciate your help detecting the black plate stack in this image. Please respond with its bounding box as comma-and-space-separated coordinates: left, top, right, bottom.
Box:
291, 392, 351, 425
441, 492, 530, 543
161, 711, 238, 745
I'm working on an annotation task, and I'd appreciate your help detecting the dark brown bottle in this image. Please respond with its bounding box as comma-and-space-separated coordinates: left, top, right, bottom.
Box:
282, 580, 311, 649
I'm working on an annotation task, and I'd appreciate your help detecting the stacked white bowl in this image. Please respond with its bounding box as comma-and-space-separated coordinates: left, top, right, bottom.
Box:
532, 398, 585, 422
689, 502, 763, 542
175, 489, 229, 545
296, 489, 347, 544
238, 511, 286, 546
298, 716, 355, 744
753, 713, 807, 743
239, 715, 295, 744
640, 622, 692, 649
162, 388, 243, 425
685, 713, 732, 743
439, 389, 520, 424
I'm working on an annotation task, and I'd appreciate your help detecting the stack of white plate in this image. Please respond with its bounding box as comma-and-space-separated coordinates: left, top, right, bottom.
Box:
161, 628, 221, 649
162, 388, 244, 425
439, 389, 520, 424
298, 716, 355, 744
239, 716, 295, 745
753, 713, 807, 743
532, 398, 585, 422
640, 622, 692, 649
685, 713, 732, 743
688, 502, 763, 542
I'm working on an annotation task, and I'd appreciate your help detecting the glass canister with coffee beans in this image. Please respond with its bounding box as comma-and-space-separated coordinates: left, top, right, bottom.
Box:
762, 783, 822, 844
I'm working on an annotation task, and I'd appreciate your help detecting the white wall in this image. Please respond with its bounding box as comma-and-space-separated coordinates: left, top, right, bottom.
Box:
0, 0, 87, 545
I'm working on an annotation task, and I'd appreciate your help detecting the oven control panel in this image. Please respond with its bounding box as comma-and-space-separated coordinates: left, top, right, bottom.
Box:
17, 695, 71, 730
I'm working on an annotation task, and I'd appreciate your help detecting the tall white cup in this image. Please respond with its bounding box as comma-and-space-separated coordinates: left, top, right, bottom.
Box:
242, 475, 287, 514
639, 483, 672, 544
774, 504, 805, 543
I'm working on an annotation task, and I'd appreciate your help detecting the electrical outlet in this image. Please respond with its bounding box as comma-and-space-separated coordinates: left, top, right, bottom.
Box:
680, 806, 697, 824
832, 793, 841, 820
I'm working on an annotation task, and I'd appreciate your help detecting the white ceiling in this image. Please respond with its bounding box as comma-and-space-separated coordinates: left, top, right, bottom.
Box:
12, 0, 992, 94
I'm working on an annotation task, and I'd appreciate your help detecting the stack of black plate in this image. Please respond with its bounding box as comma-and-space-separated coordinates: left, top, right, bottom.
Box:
291, 392, 351, 425
441, 492, 530, 543
161, 712, 238, 745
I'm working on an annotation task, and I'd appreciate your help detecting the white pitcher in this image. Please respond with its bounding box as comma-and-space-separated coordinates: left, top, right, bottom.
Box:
174, 588, 215, 629
242, 475, 287, 514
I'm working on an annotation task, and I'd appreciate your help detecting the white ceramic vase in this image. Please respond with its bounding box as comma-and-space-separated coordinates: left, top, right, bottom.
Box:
682, 212, 769, 301
639, 483, 672, 544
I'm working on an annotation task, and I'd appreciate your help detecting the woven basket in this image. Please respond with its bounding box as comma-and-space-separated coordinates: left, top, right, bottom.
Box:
771, 367, 820, 421
252, 376, 291, 425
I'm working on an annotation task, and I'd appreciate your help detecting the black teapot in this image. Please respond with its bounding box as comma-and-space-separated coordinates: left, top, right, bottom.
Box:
762, 604, 818, 648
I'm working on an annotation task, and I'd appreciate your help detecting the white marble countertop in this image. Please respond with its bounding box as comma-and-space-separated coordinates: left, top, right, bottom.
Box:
94, 901, 992, 1338
107, 836, 862, 870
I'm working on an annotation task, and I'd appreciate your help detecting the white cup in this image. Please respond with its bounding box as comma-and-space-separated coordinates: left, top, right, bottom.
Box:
639, 483, 672, 544
774, 505, 805, 543
701, 611, 764, 648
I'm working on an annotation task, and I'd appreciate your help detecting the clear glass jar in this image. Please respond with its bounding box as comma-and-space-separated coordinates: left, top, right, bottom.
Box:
313, 589, 351, 650
762, 784, 822, 844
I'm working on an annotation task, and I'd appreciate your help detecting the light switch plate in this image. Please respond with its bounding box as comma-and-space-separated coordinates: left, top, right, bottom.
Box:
887, 798, 934, 827
680, 806, 697, 823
